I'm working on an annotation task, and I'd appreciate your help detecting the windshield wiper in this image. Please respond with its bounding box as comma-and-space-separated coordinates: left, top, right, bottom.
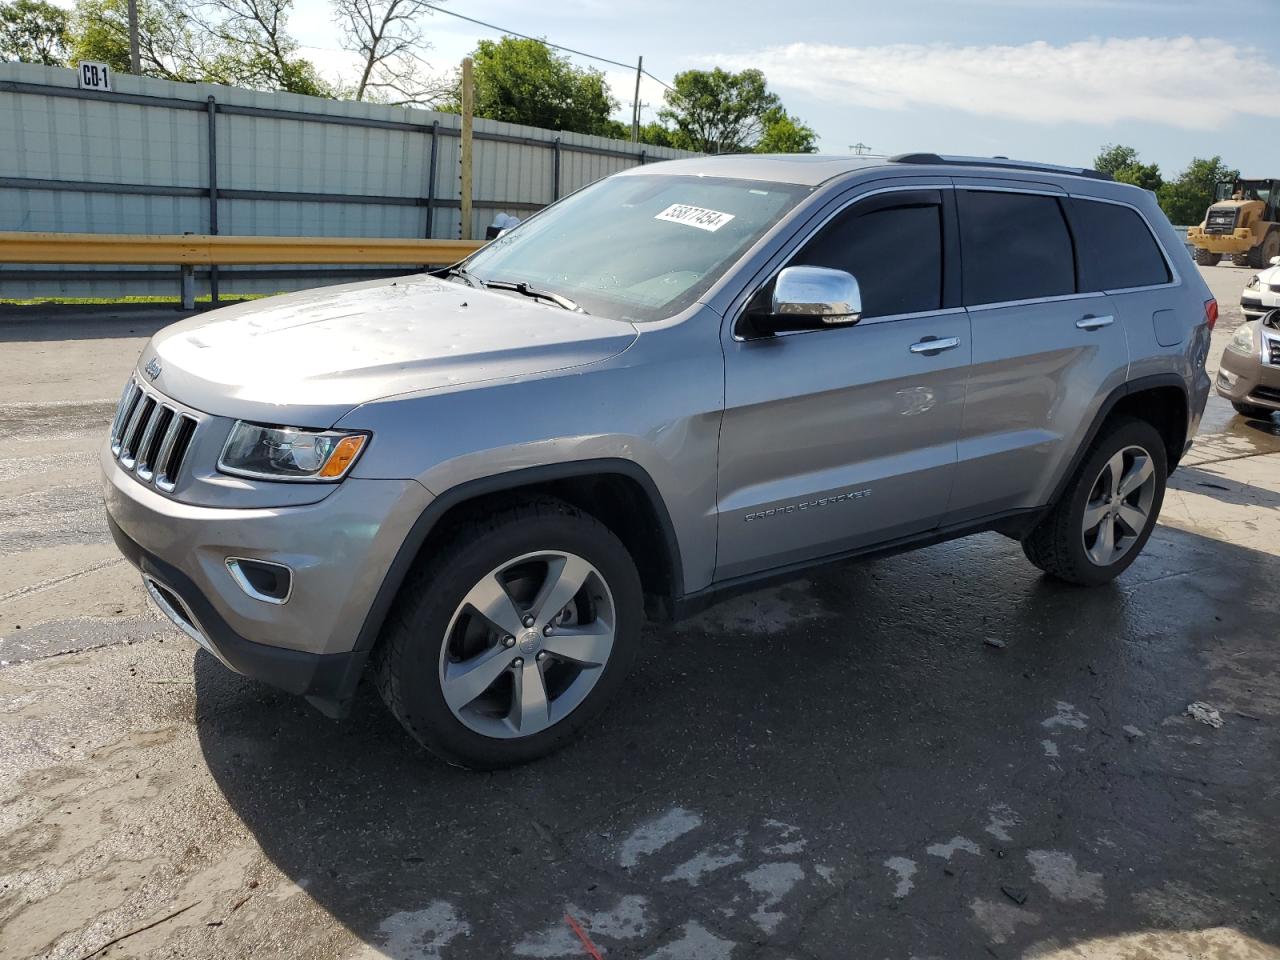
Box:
484, 280, 585, 313
446, 265, 486, 289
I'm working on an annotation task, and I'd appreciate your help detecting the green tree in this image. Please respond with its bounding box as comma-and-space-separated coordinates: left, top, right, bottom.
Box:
1157, 156, 1240, 226
70, 0, 201, 79
0, 0, 70, 65
1093, 143, 1140, 178
458, 36, 618, 135
1113, 162, 1163, 192
658, 68, 813, 154
756, 107, 817, 153
69, 0, 328, 94
637, 120, 675, 148
1092, 143, 1161, 193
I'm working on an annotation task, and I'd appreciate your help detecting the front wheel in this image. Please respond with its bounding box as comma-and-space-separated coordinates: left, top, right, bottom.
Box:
1194, 248, 1222, 266
1249, 230, 1280, 269
373, 498, 643, 769
1022, 418, 1167, 586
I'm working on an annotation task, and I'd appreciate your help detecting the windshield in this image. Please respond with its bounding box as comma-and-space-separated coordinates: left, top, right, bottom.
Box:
461, 174, 810, 322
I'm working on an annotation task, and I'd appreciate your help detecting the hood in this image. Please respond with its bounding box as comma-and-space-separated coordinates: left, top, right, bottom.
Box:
144, 276, 639, 426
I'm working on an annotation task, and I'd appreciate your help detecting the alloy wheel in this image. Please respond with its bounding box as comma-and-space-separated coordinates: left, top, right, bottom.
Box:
438, 550, 616, 739
1081, 445, 1157, 567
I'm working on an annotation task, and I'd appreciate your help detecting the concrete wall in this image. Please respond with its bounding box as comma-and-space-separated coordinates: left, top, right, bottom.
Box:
0, 63, 696, 299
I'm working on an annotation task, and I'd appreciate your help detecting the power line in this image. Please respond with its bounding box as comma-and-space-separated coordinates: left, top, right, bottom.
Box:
420, 3, 674, 91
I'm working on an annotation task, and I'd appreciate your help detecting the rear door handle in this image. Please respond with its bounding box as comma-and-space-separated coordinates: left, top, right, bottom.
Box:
1076, 314, 1115, 330
909, 336, 961, 355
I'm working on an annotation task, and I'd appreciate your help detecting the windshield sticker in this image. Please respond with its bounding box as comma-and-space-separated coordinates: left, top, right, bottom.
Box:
654, 203, 736, 232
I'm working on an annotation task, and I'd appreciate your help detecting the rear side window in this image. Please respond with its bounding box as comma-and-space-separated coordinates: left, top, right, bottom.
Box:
958, 191, 1076, 305
1068, 198, 1171, 291
792, 198, 943, 318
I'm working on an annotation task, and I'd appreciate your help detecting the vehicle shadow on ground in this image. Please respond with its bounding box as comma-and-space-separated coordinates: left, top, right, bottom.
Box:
195, 525, 1280, 959
1171, 465, 1280, 511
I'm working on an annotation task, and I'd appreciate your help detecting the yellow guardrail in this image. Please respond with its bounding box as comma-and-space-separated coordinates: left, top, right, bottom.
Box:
0, 231, 485, 266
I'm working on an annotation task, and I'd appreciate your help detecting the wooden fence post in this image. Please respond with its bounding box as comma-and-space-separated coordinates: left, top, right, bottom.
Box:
459, 57, 474, 241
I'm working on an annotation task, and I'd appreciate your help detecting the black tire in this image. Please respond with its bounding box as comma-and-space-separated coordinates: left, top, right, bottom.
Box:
373, 497, 643, 769
1231, 252, 1251, 267
1248, 229, 1280, 270
1233, 400, 1274, 420
1194, 248, 1222, 266
1022, 417, 1167, 586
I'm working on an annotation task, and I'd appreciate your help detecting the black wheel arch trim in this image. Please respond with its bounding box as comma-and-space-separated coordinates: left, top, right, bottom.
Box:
1046, 372, 1190, 509
353, 458, 686, 656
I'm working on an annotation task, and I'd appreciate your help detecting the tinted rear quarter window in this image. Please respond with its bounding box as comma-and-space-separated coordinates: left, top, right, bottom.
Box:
958, 191, 1076, 305
1068, 198, 1171, 291
792, 200, 943, 318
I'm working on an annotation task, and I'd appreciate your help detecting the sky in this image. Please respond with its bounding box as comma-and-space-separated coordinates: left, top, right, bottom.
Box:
197, 0, 1280, 176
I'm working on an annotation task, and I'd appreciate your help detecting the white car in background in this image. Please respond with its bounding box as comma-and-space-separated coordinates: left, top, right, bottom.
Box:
1242, 256, 1280, 319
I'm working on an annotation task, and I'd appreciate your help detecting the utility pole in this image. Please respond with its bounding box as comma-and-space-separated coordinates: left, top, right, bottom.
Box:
127, 0, 141, 74
849, 142, 871, 156
631, 56, 643, 143
460, 56, 474, 240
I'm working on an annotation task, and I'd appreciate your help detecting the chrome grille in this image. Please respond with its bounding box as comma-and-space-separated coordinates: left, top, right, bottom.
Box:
110, 379, 199, 492
1267, 335, 1280, 367
1205, 208, 1237, 234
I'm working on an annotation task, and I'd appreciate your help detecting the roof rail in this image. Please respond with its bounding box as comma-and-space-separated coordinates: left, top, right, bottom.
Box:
890, 153, 1113, 182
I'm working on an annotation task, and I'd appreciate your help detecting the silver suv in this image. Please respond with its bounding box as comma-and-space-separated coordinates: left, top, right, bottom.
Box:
102, 153, 1214, 767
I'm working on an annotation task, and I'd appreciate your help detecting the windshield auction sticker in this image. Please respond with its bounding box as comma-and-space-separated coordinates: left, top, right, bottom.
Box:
654, 203, 736, 232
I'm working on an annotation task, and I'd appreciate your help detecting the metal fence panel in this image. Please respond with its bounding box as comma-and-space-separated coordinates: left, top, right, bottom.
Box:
0, 62, 696, 299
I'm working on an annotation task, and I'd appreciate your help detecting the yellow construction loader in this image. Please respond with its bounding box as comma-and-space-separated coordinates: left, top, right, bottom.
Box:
1188, 178, 1280, 267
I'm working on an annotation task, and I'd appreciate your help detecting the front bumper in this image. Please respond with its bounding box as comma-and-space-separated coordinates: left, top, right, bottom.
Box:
102, 446, 433, 714
1189, 227, 1253, 254
1242, 293, 1280, 318
1217, 338, 1280, 412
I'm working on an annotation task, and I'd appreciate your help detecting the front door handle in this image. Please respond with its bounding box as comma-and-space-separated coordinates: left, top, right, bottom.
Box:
1076, 314, 1115, 330
909, 336, 961, 355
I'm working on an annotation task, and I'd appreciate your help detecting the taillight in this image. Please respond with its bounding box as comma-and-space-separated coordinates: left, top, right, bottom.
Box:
1205, 298, 1218, 331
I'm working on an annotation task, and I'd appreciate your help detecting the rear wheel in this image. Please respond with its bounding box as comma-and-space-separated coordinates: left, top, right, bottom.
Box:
1194, 248, 1222, 266
374, 498, 643, 769
1022, 418, 1167, 586
1249, 229, 1280, 269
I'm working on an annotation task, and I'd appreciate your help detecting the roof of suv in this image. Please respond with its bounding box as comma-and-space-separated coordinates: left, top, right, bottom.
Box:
630, 153, 1111, 187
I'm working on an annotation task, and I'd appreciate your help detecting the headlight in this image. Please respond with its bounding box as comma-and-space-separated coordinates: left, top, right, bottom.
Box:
1229, 324, 1256, 355
218, 422, 368, 482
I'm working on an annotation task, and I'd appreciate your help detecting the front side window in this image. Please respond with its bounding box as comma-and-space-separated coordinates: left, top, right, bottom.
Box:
1068, 198, 1170, 291
788, 195, 944, 318
958, 191, 1076, 305
462, 174, 809, 322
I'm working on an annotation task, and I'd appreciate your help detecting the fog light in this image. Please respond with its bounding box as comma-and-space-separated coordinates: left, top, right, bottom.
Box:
226, 557, 293, 604
1218, 370, 1239, 388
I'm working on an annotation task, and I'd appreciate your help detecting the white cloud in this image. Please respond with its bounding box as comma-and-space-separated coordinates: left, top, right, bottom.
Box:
710, 36, 1280, 130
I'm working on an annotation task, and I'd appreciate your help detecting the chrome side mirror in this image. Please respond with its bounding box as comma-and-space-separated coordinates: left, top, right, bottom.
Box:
771, 266, 862, 325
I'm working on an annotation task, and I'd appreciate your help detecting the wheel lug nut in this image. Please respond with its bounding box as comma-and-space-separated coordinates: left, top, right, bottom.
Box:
512, 657, 523, 668
543, 624, 554, 636
522, 615, 535, 628
536, 651, 546, 662
503, 636, 515, 648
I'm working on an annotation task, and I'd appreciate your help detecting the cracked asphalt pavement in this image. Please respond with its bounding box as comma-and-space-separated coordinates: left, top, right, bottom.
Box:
2, 267, 1279, 960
